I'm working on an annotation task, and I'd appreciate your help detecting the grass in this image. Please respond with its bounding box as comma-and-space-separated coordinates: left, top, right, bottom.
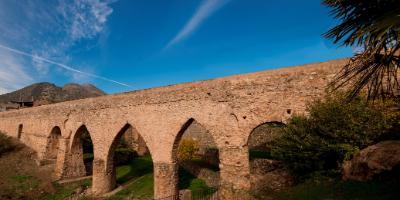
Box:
1, 151, 214, 199
40, 179, 92, 200
9, 174, 40, 193
108, 155, 215, 199
178, 167, 213, 191
116, 155, 153, 184
271, 173, 400, 200
107, 156, 154, 199
106, 173, 154, 200
178, 168, 218, 200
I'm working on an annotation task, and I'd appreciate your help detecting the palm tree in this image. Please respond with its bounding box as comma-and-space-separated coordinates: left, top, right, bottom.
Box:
324, 0, 400, 100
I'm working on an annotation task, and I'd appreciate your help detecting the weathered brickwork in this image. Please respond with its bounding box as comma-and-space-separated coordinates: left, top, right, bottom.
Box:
0, 59, 347, 199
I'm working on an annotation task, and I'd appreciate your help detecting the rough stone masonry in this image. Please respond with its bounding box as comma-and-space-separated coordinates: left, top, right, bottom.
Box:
0, 59, 347, 199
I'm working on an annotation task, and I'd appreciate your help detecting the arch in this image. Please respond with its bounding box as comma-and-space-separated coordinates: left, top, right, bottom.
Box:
69, 125, 94, 176
172, 118, 220, 162
247, 121, 289, 194
17, 124, 23, 139
105, 123, 152, 191
247, 121, 286, 156
172, 118, 221, 192
44, 126, 62, 161
172, 118, 195, 162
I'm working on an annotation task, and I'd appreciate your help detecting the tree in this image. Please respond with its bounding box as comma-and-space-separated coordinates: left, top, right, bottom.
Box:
324, 0, 400, 100
269, 93, 399, 176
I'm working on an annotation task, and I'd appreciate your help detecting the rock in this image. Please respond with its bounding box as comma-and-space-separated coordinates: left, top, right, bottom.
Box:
250, 159, 294, 191
342, 140, 400, 181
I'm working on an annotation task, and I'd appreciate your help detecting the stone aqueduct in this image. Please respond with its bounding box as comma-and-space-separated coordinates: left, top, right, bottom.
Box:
0, 59, 346, 199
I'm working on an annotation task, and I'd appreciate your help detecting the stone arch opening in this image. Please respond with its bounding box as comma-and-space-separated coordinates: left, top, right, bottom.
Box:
248, 121, 293, 196
44, 126, 62, 163
106, 123, 153, 194
248, 122, 285, 160
17, 124, 23, 139
70, 125, 94, 177
173, 118, 220, 195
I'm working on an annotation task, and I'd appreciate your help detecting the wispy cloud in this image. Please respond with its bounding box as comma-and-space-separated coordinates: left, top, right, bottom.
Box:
58, 0, 115, 41
0, 44, 131, 88
0, 50, 34, 94
165, 0, 231, 49
0, 0, 118, 90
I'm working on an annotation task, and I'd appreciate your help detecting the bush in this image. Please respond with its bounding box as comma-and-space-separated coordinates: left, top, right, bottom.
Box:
80, 130, 93, 154
114, 148, 137, 166
269, 93, 400, 177
0, 131, 16, 156
178, 138, 199, 161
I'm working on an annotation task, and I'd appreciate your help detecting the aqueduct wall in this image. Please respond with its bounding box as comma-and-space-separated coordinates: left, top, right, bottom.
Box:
0, 59, 346, 199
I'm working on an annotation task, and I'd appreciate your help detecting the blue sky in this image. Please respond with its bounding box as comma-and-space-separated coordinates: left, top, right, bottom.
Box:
0, 0, 352, 94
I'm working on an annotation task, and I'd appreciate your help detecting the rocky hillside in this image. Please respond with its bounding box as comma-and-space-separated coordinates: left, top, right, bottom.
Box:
0, 82, 106, 106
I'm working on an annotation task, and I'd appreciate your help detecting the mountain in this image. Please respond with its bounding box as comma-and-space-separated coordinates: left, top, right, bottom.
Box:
0, 82, 106, 107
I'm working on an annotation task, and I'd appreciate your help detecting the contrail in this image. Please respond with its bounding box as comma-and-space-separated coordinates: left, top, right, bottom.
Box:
0, 44, 131, 88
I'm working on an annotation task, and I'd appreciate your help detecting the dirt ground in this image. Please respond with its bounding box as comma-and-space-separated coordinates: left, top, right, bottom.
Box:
0, 141, 57, 199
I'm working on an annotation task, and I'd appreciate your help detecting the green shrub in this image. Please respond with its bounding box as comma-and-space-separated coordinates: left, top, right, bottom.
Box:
178, 138, 199, 161
0, 131, 15, 156
269, 93, 399, 177
114, 148, 137, 166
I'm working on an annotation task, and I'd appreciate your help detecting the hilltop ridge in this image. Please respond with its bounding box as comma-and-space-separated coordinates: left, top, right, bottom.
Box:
0, 82, 106, 107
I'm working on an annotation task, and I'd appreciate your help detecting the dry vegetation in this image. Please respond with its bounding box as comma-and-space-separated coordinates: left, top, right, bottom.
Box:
0, 132, 57, 199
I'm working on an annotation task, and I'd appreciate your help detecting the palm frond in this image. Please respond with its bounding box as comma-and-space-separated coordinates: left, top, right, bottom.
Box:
323, 0, 400, 100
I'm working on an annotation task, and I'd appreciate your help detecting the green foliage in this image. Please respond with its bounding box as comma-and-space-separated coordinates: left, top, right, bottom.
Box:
80, 179, 92, 188
106, 173, 154, 200
323, 0, 400, 100
178, 138, 200, 161
186, 147, 220, 171
274, 167, 400, 200
105, 156, 154, 199
0, 132, 16, 156
114, 148, 137, 166
178, 167, 213, 191
249, 150, 273, 160
115, 155, 153, 184
269, 93, 399, 176
40, 180, 92, 200
9, 175, 39, 192
323, 0, 400, 47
